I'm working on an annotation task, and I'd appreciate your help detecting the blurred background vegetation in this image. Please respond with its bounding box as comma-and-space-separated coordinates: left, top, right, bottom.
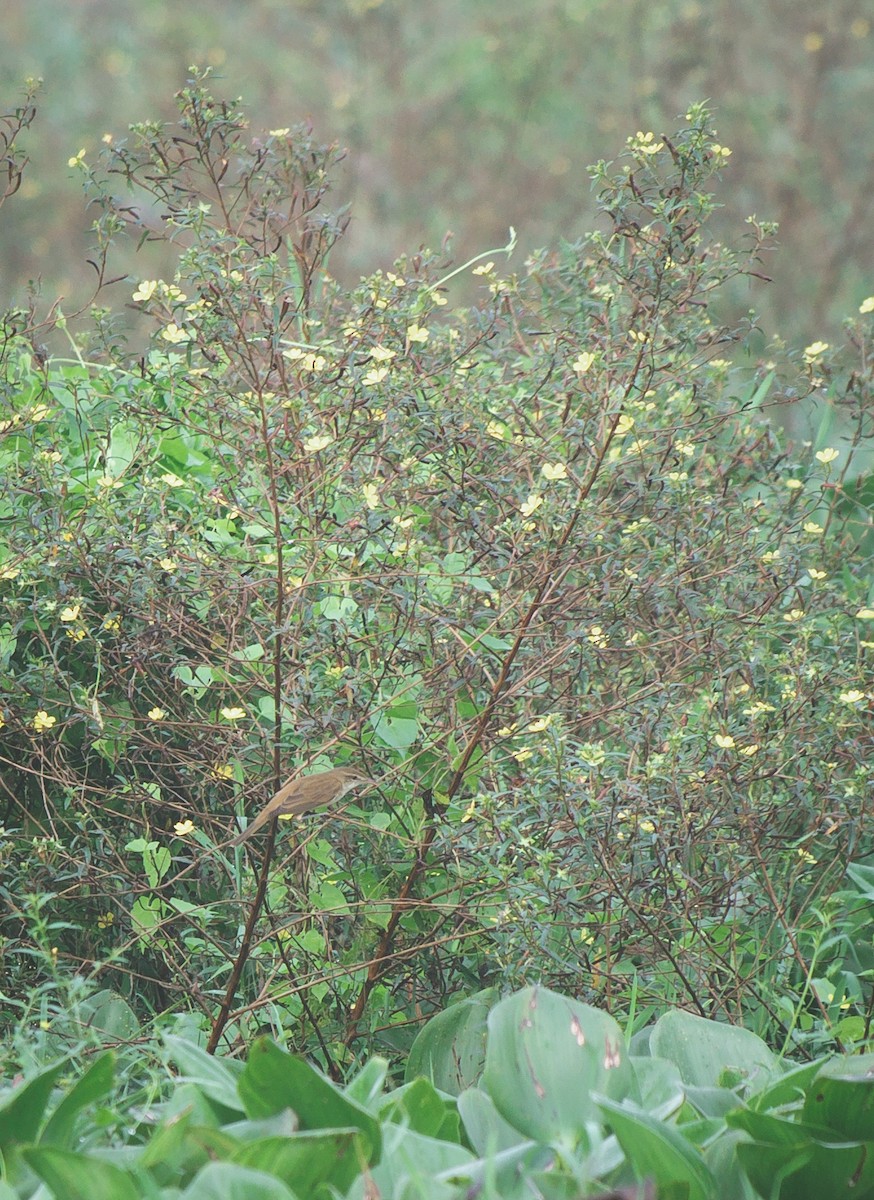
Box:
2, 0, 874, 347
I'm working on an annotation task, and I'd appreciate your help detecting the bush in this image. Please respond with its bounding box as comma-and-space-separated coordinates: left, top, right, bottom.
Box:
1, 76, 872, 1068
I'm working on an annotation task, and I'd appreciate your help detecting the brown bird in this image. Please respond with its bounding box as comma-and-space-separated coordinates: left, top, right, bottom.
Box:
229, 766, 369, 846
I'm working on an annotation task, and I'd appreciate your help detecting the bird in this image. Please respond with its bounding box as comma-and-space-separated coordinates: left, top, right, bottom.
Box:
228, 766, 370, 846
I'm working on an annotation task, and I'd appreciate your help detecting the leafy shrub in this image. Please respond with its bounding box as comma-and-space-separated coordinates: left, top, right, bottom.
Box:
1, 76, 872, 1066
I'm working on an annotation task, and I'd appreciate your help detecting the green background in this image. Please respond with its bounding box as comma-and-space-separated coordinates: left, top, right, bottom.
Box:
3, 0, 874, 343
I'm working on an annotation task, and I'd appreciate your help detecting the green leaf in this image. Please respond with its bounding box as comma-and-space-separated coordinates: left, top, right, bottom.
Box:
0, 1061, 65, 1149
406, 988, 497, 1095
482, 985, 632, 1150
371, 702, 419, 748
233, 1128, 365, 1194
163, 1034, 246, 1113
180, 1161, 298, 1198
802, 1053, 874, 1140
597, 1098, 716, 1200
23, 1147, 140, 1200
379, 1077, 459, 1140
238, 1039, 382, 1163
650, 1008, 778, 1091
345, 1056, 389, 1109
42, 1052, 116, 1146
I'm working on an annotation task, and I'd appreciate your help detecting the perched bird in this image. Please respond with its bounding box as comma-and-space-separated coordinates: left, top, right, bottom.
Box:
229, 766, 369, 846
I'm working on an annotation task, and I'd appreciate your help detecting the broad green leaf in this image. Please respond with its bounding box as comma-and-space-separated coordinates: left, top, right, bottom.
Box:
238, 1039, 382, 1163
42, 1051, 116, 1146
802, 1053, 874, 1140
597, 1098, 716, 1200
457, 1087, 530, 1156
651, 1008, 778, 1091
482, 985, 631, 1150
0, 1061, 65, 1149
371, 703, 419, 748
345, 1056, 389, 1109
23, 1147, 140, 1200
736, 1136, 874, 1200
379, 1077, 459, 1140
352, 1122, 474, 1200
181, 1161, 298, 1198
406, 988, 497, 1095
233, 1129, 365, 1194
163, 1034, 246, 1113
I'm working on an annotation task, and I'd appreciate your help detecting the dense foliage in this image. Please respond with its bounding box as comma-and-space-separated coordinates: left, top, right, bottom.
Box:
4, 983, 874, 1199
1, 78, 873, 1197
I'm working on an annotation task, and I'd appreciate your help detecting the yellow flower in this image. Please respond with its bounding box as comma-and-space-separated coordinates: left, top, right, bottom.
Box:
541, 462, 568, 481
714, 734, 735, 749
59, 604, 81, 623
132, 280, 158, 302
269, 127, 290, 137
97, 912, 114, 929
160, 323, 191, 344
159, 558, 177, 571
364, 367, 389, 386
587, 626, 609, 647
472, 262, 495, 275
784, 478, 803, 490
212, 764, 234, 779
33, 710, 56, 733
148, 708, 166, 720
639, 819, 655, 833
815, 447, 839, 464
303, 434, 333, 454
302, 354, 326, 371
615, 414, 635, 436
806, 568, 827, 580
174, 820, 195, 836
783, 608, 805, 622
520, 493, 543, 517
803, 341, 829, 363
527, 715, 553, 732
710, 143, 732, 158
628, 130, 664, 155
859, 296, 874, 315
838, 690, 866, 705
855, 608, 874, 620
160, 472, 186, 488
572, 351, 595, 375
739, 744, 760, 757
67, 147, 86, 168
803, 522, 823, 535
362, 483, 380, 510
370, 345, 396, 362
220, 707, 247, 721
406, 323, 429, 344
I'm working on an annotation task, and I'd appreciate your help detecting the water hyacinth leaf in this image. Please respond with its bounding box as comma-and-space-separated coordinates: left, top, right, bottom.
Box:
22, 1147, 140, 1200
597, 1098, 716, 1200
801, 1053, 874, 1141
406, 988, 497, 1095
233, 1128, 366, 1194
482, 985, 631, 1149
650, 1008, 778, 1090
238, 1038, 382, 1162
